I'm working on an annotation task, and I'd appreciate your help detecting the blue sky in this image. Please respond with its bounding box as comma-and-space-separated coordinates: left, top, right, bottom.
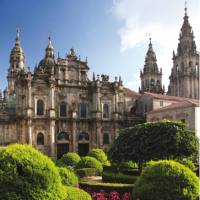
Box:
0, 0, 199, 91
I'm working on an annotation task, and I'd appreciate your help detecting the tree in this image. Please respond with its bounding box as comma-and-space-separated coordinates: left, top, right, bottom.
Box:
109, 121, 199, 171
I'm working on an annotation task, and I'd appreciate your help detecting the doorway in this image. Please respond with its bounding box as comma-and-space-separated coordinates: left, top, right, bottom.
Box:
57, 143, 69, 159
78, 143, 89, 156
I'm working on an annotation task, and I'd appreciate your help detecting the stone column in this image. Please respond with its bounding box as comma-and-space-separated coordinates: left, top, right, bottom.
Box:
28, 120, 32, 145
50, 120, 55, 158
72, 111, 77, 152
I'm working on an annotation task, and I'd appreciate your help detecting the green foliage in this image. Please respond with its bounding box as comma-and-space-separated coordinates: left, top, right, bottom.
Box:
0, 144, 64, 200
109, 121, 199, 166
175, 158, 196, 171
119, 161, 138, 169
87, 148, 108, 164
64, 186, 92, 200
102, 171, 138, 184
76, 156, 103, 175
133, 160, 199, 200
58, 152, 80, 168
76, 168, 97, 177
57, 167, 79, 186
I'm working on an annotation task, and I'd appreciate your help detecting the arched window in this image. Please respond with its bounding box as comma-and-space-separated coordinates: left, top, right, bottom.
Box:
37, 99, 44, 115
103, 104, 109, 119
151, 79, 155, 86
57, 132, 69, 141
103, 133, 109, 144
37, 132, 44, 145
80, 103, 87, 118
60, 102, 67, 117
79, 132, 89, 141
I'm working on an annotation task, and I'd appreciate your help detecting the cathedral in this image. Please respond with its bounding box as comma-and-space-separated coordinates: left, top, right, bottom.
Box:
0, 5, 199, 158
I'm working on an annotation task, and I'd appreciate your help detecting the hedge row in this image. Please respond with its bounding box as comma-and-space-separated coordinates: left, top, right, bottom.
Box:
102, 171, 138, 184
76, 168, 97, 178
79, 181, 134, 197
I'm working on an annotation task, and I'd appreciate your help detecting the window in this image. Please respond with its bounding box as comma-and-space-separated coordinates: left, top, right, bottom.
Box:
60, 102, 67, 117
160, 101, 163, 107
103, 133, 109, 145
57, 132, 69, 141
181, 119, 186, 123
37, 132, 44, 145
79, 132, 89, 141
151, 79, 155, 86
103, 104, 109, 119
80, 103, 87, 118
37, 99, 44, 115
144, 104, 148, 113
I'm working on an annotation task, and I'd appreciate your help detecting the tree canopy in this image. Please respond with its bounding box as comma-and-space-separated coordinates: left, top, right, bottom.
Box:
109, 121, 199, 166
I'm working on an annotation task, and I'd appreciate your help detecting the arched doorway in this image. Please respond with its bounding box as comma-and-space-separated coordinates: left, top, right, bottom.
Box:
57, 132, 69, 159
78, 132, 89, 156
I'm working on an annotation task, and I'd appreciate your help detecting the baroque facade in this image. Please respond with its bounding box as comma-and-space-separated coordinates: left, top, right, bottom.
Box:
0, 33, 142, 158
0, 4, 199, 158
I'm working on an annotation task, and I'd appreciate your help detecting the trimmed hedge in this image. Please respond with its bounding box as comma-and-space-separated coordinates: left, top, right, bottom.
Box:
64, 186, 92, 200
58, 152, 80, 168
133, 160, 199, 200
119, 161, 138, 170
76, 168, 96, 178
80, 181, 133, 198
76, 156, 103, 175
87, 148, 108, 164
58, 167, 78, 186
102, 171, 138, 184
0, 144, 64, 200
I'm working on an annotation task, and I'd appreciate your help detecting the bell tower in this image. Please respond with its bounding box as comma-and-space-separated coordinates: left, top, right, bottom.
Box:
167, 3, 199, 99
139, 38, 164, 94
7, 29, 25, 95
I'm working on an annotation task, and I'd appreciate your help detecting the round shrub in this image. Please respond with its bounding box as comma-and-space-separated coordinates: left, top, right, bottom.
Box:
64, 186, 92, 200
58, 167, 78, 186
133, 160, 199, 200
87, 148, 108, 164
58, 152, 80, 168
0, 144, 64, 200
76, 156, 103, 175
176, 158, 196, 171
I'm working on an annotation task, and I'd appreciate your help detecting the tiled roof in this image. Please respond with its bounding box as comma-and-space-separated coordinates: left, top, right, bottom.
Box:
147, 99, 199, 114
123, 87, 140, 97
143, 92, 199, 102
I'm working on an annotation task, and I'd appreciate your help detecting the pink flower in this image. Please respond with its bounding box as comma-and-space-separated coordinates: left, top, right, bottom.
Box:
122, 192, 132, 200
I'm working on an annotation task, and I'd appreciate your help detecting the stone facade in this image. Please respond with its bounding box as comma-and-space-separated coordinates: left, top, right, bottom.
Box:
0, 34, 142, 158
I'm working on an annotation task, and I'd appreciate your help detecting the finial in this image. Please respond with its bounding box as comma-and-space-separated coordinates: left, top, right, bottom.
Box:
58, 51, 60, 58
184, 0, 187, 16
93, 72, 95, 81
15, 27, 20, 45
79, 55, 81, 60
16, 28, 20, 39
48, 35, 52, 45
85, 56, 88, 63
149, 37, 152, 48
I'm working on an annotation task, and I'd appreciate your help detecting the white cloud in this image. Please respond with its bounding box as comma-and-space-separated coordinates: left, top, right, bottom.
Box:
112, 0, 200, 90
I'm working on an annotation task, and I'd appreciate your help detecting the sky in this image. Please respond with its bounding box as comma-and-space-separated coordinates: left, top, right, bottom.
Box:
0, 0, 199, 92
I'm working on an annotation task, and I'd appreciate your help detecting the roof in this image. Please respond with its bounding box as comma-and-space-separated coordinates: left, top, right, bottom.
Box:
123, 87, 140, 98
147, 98, 200, 114
143, 92, 199, 102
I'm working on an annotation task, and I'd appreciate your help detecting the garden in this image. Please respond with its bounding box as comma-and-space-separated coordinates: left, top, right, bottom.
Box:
0, 120, 199, 200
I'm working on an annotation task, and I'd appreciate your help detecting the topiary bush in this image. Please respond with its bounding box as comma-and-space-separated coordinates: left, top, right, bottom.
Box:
57, 167, 78, 186
119, 160, 138, 170
64, 186, 92, 200
58, 152, 81, 168
76, 156, 103, 175
175, 158, 196, 171
87, 148, 108, 164
133, 160, 199, 200
0, 144, 64, 200
76, 168, 97, 178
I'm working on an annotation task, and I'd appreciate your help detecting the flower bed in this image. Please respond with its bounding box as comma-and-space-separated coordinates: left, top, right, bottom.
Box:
79, 181, 133, 199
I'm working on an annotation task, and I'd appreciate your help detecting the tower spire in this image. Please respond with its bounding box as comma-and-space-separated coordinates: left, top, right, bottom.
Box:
15, 28, 20, 46
184, 0, 187, 16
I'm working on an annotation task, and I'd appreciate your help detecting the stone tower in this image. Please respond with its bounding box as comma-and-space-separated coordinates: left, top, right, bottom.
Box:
167, 5, 199, 99
7, 29, 25, 96
139, 38, 165, 94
